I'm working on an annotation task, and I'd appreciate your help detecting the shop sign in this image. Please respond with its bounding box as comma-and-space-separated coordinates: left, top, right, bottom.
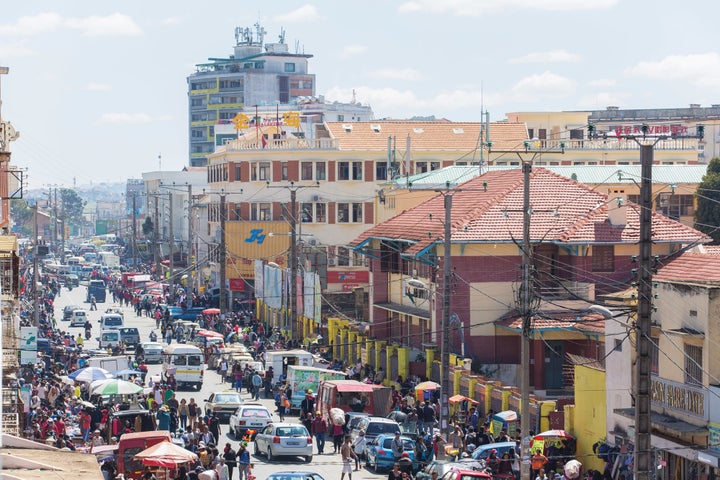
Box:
613, 124, 689, 136
327, 270, 369, 283
650, 377, 708, 419
709, 422, 720, 451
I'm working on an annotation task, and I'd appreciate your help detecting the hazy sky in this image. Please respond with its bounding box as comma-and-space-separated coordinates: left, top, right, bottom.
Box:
1, 0, 719, 190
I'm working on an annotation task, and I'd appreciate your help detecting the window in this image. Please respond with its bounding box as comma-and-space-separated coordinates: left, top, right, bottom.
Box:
315, 203, 326, 223
650, 336, 659, 375
430, 161, 440, 171
251, 162, 271, 181
250, 203, 272, 221
685, 344, 702, 385
416, 161, 428, 173
235, 165, 241, 181
338, 203, 362, 223
316, 162, 326, 181
376, 162, 388, 181
301, 203, 313, 222
338, 162, 349, 180
338, 161, 362, 180
301, 162, 313, 180
592, 245, 615, 272
281, 162, 288, 181
337, 246, 350, 266
338, 114, 344, 122
284, 63, 296, 72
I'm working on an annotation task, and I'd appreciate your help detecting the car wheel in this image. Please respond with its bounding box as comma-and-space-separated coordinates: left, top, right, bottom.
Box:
305, 455, 312, 463
254, 441, 260, 455
267, 447, 274, 462
374, 459, 379, 472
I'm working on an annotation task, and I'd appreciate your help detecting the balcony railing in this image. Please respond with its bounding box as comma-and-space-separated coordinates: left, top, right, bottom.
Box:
539, 138, 699, 151
223, 137, 340, 152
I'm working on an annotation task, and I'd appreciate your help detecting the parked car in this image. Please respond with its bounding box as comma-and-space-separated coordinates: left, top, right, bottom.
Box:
440, 468, 493, 480
470, 442, 517, 461
204, 390, 244, 422
352, 416, 401, 444
69, 309, 89, 327
63, 304, 81, 321
265, 472, 325, 480
228, 402, 273, 439
140, 342, 163, 364
365, 433, 418, 472
416, 460, 487, 480
254, 422, 313, 463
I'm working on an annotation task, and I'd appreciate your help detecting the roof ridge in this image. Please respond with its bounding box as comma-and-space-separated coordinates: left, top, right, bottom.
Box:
452, 170, 525, 233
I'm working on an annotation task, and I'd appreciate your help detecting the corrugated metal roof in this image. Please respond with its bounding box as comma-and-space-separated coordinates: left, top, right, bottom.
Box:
0, 236, 18, 253
392, 164, 707, 188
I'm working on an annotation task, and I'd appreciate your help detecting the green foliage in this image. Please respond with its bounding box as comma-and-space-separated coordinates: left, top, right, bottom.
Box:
10, 200, 34, 236
695, 157, 720, 244
142, 216, 154, 237
60, 188, 86, 227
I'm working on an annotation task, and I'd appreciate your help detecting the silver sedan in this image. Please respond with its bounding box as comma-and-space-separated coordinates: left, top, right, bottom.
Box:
254, 422, 313, 463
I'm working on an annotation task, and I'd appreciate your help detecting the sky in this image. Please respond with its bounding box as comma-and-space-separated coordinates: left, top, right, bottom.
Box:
1, 0, 719, 191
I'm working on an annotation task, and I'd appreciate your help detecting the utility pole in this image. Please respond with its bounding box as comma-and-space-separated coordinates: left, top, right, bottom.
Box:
219, 192, 226, 312
131, 194, 137, 268
187, 184, 194, 307
169, 192, 175, 302
488, 141, 565, 480
154, 195, 160, 277
267, 181, 319, 340
440, 192, 452, 437
32, 203, 39, 327
60, 196, 65, 264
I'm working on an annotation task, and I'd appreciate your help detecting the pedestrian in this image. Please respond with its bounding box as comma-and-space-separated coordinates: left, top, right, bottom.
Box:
237, 442, 250, 480
391, 431, 404, 461
223, 442, 237, 480
208, 412, 221, 442
215, 458, 229, 480
251, 371, 263, 401
278, 390, 289, 422
310, 412, 327, 454
178, 399, 189, 430
340, 436, 358, 480
532, 449, 548, 479
220, 359, 228, 384
352, 430, 367, 470
332, 421, 344, 454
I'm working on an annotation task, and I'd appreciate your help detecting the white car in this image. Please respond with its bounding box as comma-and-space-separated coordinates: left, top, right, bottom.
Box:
140, 342, 163, 364
228, 402, 272, 439
254, 422, 313, 463
70, 309, 89, 327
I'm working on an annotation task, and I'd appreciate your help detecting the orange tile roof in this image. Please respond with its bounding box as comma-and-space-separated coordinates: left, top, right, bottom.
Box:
655, 251, 720, 283
353, 167, 709, 256
325, 121, 528, 151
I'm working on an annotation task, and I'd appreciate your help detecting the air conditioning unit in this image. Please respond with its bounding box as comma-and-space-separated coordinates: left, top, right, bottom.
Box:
311, 195, 321, 202
328, 258, 337, 266
307, 238, 317, 246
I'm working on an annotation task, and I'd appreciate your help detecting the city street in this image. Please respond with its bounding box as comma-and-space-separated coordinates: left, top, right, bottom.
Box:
54, 284, 386, 480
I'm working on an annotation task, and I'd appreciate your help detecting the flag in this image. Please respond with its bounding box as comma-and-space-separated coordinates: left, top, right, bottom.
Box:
261, 135, 267, 148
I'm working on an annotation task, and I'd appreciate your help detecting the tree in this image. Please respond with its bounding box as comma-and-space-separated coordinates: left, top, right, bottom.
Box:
142, 216, 154, 237
695, 157, 720, 244
10, 199, 34, 237
60, 188, 86, 228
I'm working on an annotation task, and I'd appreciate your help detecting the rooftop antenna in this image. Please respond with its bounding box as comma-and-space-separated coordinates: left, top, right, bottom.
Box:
254, 22, 266, 46
158, 153, 162, 171
351, 89, 357, 105
279, 28, 286, 44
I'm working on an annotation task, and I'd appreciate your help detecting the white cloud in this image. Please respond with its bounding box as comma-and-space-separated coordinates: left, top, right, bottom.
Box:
626, 53, 720, 87
509, 71, 576, 102
162, 17, 183, 26
398, 0, 617, 15
587, 78, 617, 88
84, 82, 112, 91
96, 113, 172, 125
369, 68, 423, 81
0, 12, 141, 37
340, 45, 367, 59
274, 4, 322, 23
0, 40, 35, 58
509, 49, 581, 64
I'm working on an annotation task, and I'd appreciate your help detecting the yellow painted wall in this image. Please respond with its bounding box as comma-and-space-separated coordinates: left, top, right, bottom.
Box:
225, 221, 290, 277
571, 364, 606, 473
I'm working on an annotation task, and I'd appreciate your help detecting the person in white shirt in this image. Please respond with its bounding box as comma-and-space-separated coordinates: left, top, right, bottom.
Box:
215, 458, 229, 480
352, 430, 367, 470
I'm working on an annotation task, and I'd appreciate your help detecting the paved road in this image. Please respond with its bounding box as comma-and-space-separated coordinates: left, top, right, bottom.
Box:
54, 284, 387, 480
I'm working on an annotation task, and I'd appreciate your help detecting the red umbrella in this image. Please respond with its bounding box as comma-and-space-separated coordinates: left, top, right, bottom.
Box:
533, 429, 573, 440
202, 308, 221, 315
134, 440, 198, 468
197, 329, 224, 338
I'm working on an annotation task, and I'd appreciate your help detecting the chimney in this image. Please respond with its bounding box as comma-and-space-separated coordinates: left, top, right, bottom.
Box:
608, 196, 627, 226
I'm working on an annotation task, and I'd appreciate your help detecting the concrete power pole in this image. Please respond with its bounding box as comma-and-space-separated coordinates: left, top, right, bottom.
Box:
169, 192, 174, 301
439, 192, 452, 437
520, 162, 532, 480
187, 184, 193, 307
290, 188, 298, 340
219, 193, 227, 312
131, 194, 137, 267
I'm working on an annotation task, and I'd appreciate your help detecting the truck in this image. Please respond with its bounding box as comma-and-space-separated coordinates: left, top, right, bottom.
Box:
286, 365, 347, 414
87, 279, 107, 303
264, 349, 315, 377
316, 379, 392, 422
98, 251, 120, 268
86, 355, 130, 373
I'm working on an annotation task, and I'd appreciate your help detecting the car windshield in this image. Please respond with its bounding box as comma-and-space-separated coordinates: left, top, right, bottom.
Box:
105, 317, 122, 326
367, 423, 400, 435
215, 394, 241, 403
188, 355, 202, 366
276, 426, 309, 437
381, 438, 415, 449
241, 408, 270, 418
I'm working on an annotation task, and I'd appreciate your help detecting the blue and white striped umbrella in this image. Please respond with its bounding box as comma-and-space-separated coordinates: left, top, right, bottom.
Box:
68, 367, 113, 383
